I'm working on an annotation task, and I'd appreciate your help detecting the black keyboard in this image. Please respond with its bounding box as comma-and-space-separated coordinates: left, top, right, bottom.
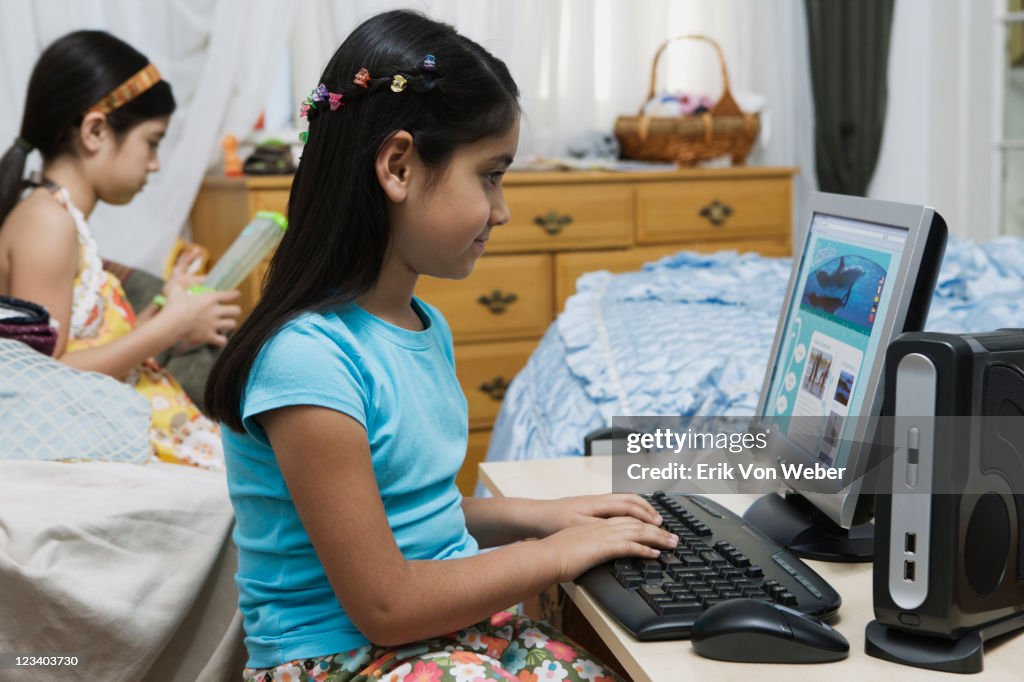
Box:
575, 492, 841, 640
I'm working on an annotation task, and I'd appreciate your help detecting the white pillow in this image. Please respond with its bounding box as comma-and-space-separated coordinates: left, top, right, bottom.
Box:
0, 339, 152, 463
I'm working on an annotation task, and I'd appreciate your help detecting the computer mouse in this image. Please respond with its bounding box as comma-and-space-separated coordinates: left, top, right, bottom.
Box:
691, 599, 849, 663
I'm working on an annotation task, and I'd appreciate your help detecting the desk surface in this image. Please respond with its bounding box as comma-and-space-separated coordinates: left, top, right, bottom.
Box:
480, 456, 1021, 682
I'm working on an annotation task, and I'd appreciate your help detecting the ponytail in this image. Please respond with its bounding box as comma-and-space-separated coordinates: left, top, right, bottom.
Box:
0, 137, 33, 227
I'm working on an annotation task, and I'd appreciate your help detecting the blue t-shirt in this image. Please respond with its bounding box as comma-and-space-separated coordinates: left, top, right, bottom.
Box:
223, 298, 479, 668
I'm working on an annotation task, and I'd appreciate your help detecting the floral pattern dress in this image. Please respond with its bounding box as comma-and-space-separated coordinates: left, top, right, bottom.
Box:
243, 609, 624, 682
54, 187, 222, 469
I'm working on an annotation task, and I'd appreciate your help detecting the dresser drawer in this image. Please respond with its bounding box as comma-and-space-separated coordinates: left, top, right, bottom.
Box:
455, 341, 536, 430
490, 184, 633, 253
457, 429, 492, 496
636, 177, 791, 244
249, 190, 290, 215
416, 254, 552, 343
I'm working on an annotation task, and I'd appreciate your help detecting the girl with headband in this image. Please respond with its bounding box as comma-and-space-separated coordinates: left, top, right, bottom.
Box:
0, 30, 241, 468
205, 10, 676, 681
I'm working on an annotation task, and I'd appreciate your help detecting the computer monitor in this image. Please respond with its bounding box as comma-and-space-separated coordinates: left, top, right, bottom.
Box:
744, 192, 947, 561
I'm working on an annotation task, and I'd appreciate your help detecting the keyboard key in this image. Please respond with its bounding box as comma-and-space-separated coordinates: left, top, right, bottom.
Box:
699, 550, 727, 566
676, 554, 702, 567
639, 584, 669, 598
616, 572, 643, 588
658, 601, 703, 616
668, 567, 703, 581
638, 585, 671, 609
673, 596, 702, 609
746, 565, 764, 578
660, 555, 683, 570
639, 559, 661, 572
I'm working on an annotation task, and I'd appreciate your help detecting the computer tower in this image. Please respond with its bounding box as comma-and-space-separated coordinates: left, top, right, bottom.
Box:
866, 329, 1024, 673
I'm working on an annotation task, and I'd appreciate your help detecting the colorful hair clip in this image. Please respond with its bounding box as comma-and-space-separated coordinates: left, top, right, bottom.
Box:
300, 83, 344, 118
354, 68, 370, 88
298, 131, 308, 144
423, 54, 437, 71
390, 75, 408, 93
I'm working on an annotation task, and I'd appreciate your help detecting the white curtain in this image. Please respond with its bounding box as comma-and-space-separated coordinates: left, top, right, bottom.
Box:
0, 0, 814, 273
288, 0, 816, 238
0, 0, 290, 275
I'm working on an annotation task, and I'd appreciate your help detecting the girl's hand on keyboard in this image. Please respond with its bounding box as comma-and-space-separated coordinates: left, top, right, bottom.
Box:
543, 517, 679, 582
528, 494, 663, 538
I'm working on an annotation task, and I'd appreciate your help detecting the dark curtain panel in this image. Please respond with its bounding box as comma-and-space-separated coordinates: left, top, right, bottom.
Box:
805, 0, 896, 196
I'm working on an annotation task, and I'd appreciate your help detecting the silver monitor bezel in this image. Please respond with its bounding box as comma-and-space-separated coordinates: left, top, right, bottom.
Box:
755, 191, 939, 528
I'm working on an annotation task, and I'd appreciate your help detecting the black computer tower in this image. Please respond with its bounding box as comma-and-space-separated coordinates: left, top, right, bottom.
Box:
866, 329, 1024, 673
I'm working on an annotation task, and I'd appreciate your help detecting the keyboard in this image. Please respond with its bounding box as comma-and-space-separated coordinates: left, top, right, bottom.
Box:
575, 492, 842, 640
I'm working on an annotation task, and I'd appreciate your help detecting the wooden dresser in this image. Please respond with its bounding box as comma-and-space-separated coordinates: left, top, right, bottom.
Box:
190, 167, 795, 494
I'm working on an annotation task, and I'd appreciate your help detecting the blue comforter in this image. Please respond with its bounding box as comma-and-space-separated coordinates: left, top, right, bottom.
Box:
482, 238, 1024, 486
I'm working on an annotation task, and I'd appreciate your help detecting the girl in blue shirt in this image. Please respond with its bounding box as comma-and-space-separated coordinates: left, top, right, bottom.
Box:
206, 10, 677, 682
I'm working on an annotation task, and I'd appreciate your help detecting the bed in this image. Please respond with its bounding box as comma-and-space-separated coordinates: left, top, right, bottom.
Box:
480, 237, 1024, 492
0, 460, 244, 681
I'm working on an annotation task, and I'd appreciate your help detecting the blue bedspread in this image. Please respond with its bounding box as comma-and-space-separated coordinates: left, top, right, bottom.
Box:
481, 238, 1024, 489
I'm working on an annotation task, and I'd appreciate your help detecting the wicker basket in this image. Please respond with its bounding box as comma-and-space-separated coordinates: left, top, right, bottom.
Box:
615, 35, 760, 166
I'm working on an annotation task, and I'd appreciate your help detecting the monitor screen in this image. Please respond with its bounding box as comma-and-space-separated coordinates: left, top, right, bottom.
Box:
762, 212, 908, 470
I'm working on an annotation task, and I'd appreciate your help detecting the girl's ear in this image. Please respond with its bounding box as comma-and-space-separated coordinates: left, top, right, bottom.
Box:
375, 130, 416, 203
78, 111, 109, 154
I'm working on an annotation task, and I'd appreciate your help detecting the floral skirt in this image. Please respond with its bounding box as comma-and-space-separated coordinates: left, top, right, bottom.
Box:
135, 358, 223, 469
243, 610, 623, 682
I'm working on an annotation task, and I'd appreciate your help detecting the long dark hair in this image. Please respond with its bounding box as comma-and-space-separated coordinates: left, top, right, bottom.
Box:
206, 10, 520, 431
0, 30, 176, 226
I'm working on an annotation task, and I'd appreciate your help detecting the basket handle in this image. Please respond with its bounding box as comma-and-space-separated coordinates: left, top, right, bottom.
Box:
638, 34, 740, 117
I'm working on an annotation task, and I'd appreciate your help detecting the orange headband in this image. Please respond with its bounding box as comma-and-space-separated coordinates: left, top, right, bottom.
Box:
87, 63, 162, 114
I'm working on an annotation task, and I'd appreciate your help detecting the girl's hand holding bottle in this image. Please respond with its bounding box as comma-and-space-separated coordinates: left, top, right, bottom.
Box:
160, 275, 241, 347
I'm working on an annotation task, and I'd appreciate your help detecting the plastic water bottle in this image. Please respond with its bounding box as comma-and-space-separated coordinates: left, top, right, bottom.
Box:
198, 210, 288, 291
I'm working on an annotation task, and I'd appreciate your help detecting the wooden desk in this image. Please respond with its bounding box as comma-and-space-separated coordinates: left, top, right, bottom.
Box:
479, 457, 1021, 682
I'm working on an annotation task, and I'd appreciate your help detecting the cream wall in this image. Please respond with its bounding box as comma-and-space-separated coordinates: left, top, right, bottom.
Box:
869, 0, 1001, 240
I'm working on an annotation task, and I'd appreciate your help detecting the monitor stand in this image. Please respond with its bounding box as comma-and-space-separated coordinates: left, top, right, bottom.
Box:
742, 492, 874, 563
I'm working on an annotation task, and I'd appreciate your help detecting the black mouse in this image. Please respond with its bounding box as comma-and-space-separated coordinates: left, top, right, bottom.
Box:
691, 599, 849, 663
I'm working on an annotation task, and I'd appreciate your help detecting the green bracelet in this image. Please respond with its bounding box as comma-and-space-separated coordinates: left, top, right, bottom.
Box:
152, 294, 167, 309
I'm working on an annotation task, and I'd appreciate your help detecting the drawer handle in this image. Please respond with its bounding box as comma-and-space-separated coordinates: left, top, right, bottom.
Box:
477, 290, 518, 314
699, 199, 733, 226
533, 211, 573, 236
479, 376, 510, 401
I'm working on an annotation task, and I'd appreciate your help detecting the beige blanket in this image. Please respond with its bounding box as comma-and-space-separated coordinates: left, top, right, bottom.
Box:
0, 460, 244, 682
